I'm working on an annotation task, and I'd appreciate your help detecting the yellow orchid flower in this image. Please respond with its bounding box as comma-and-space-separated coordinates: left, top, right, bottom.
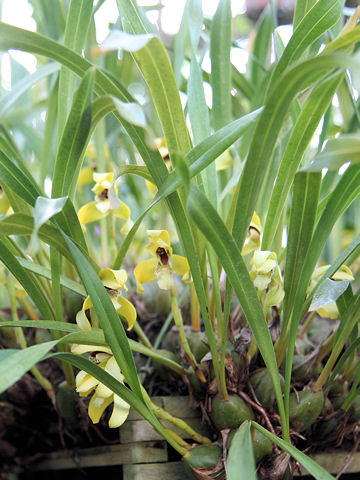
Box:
78, 172, 132, 234
242, 212, 262, 255
74, 352, 130, 428
134, 230, 191, 293
76, 267, 136, 331
308, 265, 354, 319
0, 186, 10, 215
250, 250, 284, 307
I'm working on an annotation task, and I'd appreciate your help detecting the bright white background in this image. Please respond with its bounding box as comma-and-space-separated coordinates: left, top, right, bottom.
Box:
0, 0, 247, 87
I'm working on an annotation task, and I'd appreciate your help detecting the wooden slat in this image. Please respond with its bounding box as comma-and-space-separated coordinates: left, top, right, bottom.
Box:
28, 441, 168, 471
123, 461, 186, 480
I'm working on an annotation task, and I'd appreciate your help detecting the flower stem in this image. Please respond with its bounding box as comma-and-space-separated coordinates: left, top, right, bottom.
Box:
300, 311, 317, 336
170, 286, 205, 382
190, 283, 200, 331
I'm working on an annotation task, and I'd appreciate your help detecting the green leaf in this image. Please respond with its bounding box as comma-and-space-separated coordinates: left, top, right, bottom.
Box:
262, 72, 343, 250
283, 171, 322, 329
271, 0, 343, 84
232, 53, 354, 252
250, 6, 274, 86
29, 196, 68, 255
0, 238, 54, 320
53, 67, 95, 199
0, 149, 42, 207
116, 165, 153, 183
227, 422, 257, 480
252, 422, 336, 480
210, 0, 231, 130
0, 340, 58, 394
16, 257, 86, 296
117, 0, 191, 157
58, 0, 93, 134
309, 278, 350, 312
0, 320, 80, 333
293, 0, 317, 30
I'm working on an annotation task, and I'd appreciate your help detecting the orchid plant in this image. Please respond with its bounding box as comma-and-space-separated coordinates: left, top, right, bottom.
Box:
0, 1, 360, 479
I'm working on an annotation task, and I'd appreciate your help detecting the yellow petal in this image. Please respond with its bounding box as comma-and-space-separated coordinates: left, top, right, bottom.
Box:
93, 172, 114, 186
106, 356, 125, 382
94, 381, 113, 399
78, 201, 107, 225
78, 166, 95, 187
99, 268, 128, 290
116, 296, 137, 330
147, 229, 170, 246
76, 371, 98, 395
71, 344, 112, 355
83, 296, 93, 310
134, 258, 157, 293
317, 302, 339, 319
171, 254, 190, 277
172, 254, 191, 282
112, 201, 131, 221
332, 265, 354, 281
108, 394, 130, 428
88, 391, 113, 424
76, 307, 92, 331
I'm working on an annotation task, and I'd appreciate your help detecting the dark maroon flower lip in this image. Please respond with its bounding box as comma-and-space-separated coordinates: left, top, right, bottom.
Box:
156, 247, 169, 265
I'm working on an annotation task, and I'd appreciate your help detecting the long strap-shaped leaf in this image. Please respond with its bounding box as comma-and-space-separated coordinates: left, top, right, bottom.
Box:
186, 183, 287, 438
270, 0, 342, 86
0, 238, 54, 320
252, 422, 336, 480
262, 72, 344, 250
282, 171, 322, 330
117, 0, 191, 157
53, 68, 95, 199
232, 52, 355, 251
58, 0, 93, 135
210, 0, 231, 131
284, 165, 360, 413
0, 340, 59, 394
